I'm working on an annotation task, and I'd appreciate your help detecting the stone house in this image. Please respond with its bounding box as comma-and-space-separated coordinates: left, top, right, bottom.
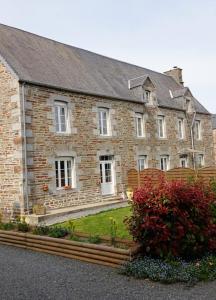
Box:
212, 115, 216, 163
0, 24, 214, 221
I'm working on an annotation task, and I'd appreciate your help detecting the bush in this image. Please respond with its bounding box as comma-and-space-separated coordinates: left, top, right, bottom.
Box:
88, 235, 101, 244
17, 221, 29, 232
121, 255, 216, 285
48, 226, 68, 238
0, 222, 15, 231
125, 177, 216, 258
33, 225, 50, 236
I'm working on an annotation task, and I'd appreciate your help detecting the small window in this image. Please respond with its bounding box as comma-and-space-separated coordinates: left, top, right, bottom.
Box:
160, 155, 169, 171
180, 155, 188, 168
135, 113, 145, 137
157, 115, 166, 138
178, 118, 184, 139
55, 157, 75, 189
54, 101, 69, 133
197, 154, 204, 168
98, 108, 110, 136
144, 90, 151, 102
194, 120, 201, 140
138, 155, 148, 171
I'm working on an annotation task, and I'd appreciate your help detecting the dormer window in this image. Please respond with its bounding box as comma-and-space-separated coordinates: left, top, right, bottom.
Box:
144, 90, 151, 102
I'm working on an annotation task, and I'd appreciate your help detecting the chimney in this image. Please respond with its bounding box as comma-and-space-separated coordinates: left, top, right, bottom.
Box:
164, 66, 184, 86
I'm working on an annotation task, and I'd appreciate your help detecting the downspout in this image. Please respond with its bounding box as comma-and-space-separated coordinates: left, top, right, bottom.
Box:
21, 82, 29, 214
190, 111, 196, 169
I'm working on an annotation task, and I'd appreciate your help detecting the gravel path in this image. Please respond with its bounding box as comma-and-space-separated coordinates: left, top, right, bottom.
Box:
0, 244, 215, 300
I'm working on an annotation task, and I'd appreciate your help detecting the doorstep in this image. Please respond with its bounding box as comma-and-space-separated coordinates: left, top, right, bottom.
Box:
25, 199, 129, 226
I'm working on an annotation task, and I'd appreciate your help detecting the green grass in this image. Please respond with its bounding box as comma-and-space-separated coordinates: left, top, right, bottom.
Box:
60, 206, 132, 239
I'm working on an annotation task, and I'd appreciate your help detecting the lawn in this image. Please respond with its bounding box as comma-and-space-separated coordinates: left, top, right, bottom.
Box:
60, 206, 132, 240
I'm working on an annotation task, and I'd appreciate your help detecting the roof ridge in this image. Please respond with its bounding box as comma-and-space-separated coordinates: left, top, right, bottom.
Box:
0, 23, 178, 82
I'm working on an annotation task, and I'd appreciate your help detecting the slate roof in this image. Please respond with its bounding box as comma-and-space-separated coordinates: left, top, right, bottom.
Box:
0, 24, 209, 114
212, 114, 216, 129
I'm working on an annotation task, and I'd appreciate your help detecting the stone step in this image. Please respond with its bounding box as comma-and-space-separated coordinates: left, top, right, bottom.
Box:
25, 199, 129, 226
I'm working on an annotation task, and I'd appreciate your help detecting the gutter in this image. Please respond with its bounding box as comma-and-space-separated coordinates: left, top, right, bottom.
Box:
19, 79, 210, 115
190, 111, 197, 169
21, 83, 29, 214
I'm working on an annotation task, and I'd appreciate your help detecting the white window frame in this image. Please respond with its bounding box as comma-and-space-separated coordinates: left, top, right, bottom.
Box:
135, 113, 145, 137
138, 155, 148, 171
160, 155, 170, 171
178, 118, 184, 139
194, 120, 201, 140
54, 101, 69, 133
180, 156, 188, 168
98, 107, 111, 136
144, 90, 151, 102
197, 154, 204, 168
157, 115, 166, 138
55, 157, 75, 190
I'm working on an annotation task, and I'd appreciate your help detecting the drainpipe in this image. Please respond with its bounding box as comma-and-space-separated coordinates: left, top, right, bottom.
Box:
21, 83, 29, 214
190, 111, 196, 169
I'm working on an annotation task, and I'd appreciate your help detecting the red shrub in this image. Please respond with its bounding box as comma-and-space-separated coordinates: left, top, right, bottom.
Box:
125, 176, 216, 258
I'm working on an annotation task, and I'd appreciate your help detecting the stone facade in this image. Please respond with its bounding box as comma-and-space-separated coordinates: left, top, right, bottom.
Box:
23, 83, 213, 211
0, 62, 24, 218
0, 60, 214, 215
213, 129, 216, 164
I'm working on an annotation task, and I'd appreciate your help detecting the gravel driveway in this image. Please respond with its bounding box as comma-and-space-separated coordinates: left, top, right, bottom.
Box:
0, 244, 215, 300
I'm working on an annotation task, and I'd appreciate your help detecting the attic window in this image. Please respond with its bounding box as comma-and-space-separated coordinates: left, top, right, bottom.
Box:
144, 90, 151, 102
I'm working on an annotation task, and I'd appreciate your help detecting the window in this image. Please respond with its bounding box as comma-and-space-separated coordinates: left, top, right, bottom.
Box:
197, 154, 204, 168
160, 155, 169, 171
138, 155, 148, 171
98, 108, 110, 136
180, 155, 188, 168
194, 120, 201, 140
178, 118, 184, 139
55, 157, 75, 189
157, 115, 166, 138
54, 101, 69, 133
135, 113, 145, 137
144, 90, 151, 102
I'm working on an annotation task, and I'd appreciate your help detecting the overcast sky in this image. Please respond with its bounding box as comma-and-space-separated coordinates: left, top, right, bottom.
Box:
0, 0, 216, 112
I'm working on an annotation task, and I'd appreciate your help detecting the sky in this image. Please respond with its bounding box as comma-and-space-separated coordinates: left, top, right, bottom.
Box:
0, 0, 216, 112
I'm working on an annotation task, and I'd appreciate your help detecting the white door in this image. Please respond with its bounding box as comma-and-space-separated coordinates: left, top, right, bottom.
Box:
100, 156, 115, 195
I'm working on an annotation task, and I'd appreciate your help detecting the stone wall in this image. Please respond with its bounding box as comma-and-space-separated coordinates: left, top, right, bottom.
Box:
0, 62, 24, 218
213, 129, 216, 164
23, 84, 214, 210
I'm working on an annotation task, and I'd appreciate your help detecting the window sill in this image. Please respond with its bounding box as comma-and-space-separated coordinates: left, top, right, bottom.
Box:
99, 134, 113, 138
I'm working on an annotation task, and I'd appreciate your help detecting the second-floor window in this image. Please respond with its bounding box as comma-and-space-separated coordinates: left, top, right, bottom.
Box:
160, 155, 169, 171
197, 154, 204, 168
157, 115, 166, 138
194, 120, 201, 140
180, 155, 188, 168
55, 101, 69, 133
98, 107, 110, 136
138, 155, 148, 171
135, 113, 145, 137
178, 118, 184, 139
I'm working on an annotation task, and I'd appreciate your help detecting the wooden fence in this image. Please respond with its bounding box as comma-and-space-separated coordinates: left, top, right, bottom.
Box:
127, 167, 216, 190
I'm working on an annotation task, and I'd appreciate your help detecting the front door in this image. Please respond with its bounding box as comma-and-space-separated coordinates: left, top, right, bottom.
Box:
100, 156, 115, 195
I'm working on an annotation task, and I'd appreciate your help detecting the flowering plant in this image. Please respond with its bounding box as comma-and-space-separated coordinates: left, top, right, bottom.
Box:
125, 176, 216, 258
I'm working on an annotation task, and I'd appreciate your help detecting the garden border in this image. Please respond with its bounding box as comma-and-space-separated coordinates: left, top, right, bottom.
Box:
0, 230, 138, 268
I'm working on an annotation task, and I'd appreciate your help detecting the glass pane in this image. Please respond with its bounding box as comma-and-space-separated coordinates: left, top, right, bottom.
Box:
100, 164, 103, 183
67, 160, 72, 186
105, 163, 112, 182
103, 117, 108, 135
60, 160, 65, 187
55, 106, 59, 132
99, 112, 103, 134
55, 161, 59, 187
